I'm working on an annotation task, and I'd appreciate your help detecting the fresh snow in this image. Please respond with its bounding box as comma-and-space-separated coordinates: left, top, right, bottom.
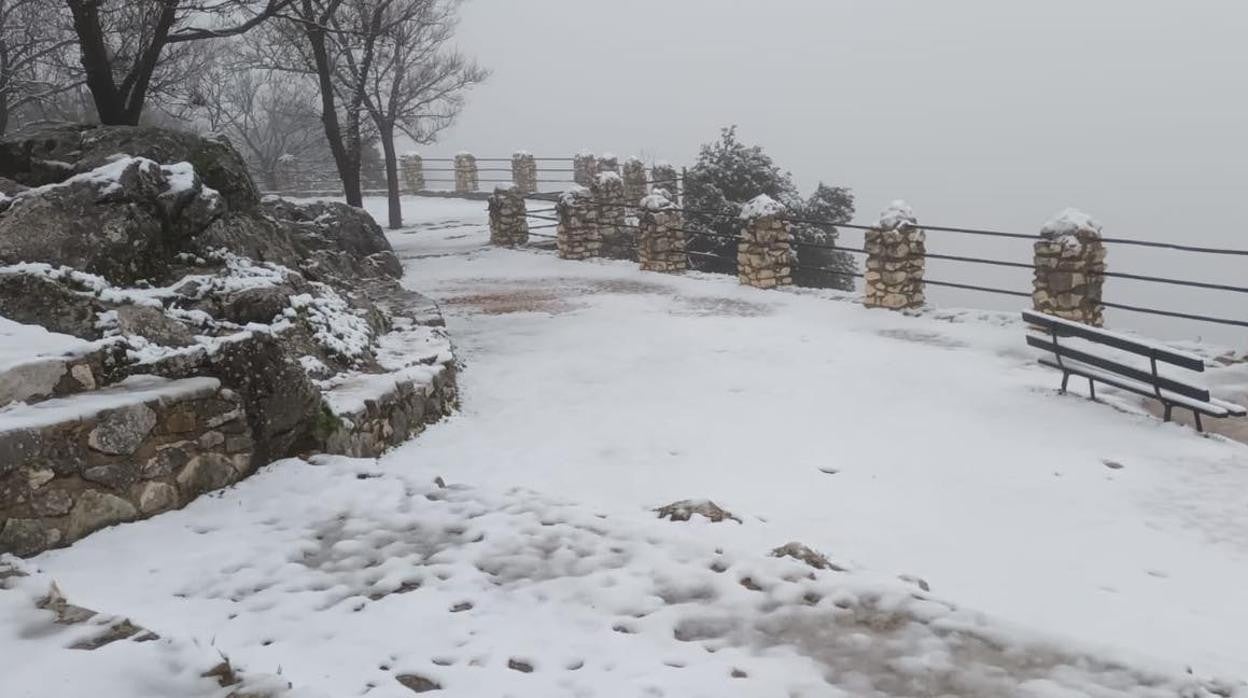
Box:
739, 193, 784, 219
877, 199, 917, 229
1043, 208, 1102, 237
4, 196, 1248, 698
0, 316, 93, 373
0, 375, 219, 432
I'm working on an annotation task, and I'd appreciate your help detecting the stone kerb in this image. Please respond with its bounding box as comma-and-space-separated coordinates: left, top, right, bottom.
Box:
488, 185, 530, 247
863, 200, 926, 310
556, 187, 601, 260
622, 157, 648, 206
637, 191, 686, 273
573, 151, 597, 186
511, 151, 537, 194
737, 195, 793, 289
592, 172, 635, 260
400, 153, 424, 193
454, 152, 478, 193
1032, 209, 1106, 326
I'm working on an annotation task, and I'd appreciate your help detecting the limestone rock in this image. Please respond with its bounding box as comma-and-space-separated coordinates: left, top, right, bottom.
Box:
176, 453, 239, 496
0, 124, 259, 211
0, 273, 106, 339
136, 482, 178, 515
0, 518, 63, 556
114, 305, 195, 347
655, 499, 741, 524
66, 490, 137, 540
771, 542, 846, 572
88, 403, 158, 455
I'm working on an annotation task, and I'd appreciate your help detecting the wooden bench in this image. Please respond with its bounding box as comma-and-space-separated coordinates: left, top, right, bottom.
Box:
1023, 310, 1246, 432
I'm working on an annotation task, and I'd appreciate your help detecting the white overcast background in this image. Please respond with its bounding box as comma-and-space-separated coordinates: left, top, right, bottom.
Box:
413, 0, 1247, 345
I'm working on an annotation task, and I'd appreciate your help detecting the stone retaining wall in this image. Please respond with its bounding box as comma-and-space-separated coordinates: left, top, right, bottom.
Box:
638, 192, 686, 273
557, 188, 601, 260
1032, 210, 1106, 326
738, 195, 792, 289
864, 201, 926, 310
488, 186, 530, 247
0, 377, 253, 556
323, 366, 457, 459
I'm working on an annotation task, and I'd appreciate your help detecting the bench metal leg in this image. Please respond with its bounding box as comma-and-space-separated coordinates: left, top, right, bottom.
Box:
1060, 372, 1070, 394
1195, 412, 1204, 433
1163, 404, 1173, 423
1088, 378, 1096, 401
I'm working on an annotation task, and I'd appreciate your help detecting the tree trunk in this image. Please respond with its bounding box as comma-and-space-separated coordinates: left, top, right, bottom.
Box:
66, 0, 128, 124
301, 0, 363, 206
378, 121, 402, 229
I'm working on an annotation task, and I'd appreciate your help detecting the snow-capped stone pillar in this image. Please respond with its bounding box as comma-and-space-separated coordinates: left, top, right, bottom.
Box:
556, 187, 601, 260
597, 154, 620, 175
573, 151, 597, 186
638, 191, 686, 273
488, 185, 529, 247
622, 157, 648, 206
454, 153, 478, 193
511, 152, 537, 194
400, 153, 424, 193
1032, 209, 1106, 326
592, 171, 635, 260
864, 201, 926, 310
737, 195, 792, 289
650, 163, 680, 203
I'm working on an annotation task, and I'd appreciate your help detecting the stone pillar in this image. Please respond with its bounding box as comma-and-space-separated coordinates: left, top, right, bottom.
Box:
597, 154, 620, 174
622, 157, 647, 206
511, 151, 537, 194
454, 153, 478, 193
488, 185, 529, 247
573, 151, 597, 186
1032, 209, 1106, 326
592, 172, 635, 260
556, 187, 601, 260
863, 201, 926, 310
400, 153, 424, 193
638, 191, 686, 273
737, 194, 792, 289
650, 163, 680, 203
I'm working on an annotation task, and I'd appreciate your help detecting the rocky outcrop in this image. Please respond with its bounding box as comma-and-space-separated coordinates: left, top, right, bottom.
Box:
0, 126, 457, 556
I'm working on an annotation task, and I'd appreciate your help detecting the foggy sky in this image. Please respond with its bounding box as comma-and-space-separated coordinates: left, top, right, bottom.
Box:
419, 0, 1247, 344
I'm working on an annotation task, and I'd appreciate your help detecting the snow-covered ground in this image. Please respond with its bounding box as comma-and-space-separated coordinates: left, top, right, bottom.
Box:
5, 195, 1248, 697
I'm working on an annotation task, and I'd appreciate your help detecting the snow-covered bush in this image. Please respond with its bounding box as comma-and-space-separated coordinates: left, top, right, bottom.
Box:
683, 126, 856, 290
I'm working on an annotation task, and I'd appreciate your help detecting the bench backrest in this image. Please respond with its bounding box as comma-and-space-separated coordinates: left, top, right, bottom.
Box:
1022, 310, 1211, 403
1021, 310, 1204, 371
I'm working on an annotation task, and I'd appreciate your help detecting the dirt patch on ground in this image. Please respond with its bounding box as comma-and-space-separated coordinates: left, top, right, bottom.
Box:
443, 289, 578, 315
586, 279, 672, 296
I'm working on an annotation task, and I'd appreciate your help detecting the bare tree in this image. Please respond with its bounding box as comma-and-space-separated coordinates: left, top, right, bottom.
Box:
188, 60, 332, 190
0, 0, 77, 135
358, 0, 486, 228
63, 0, 291, 125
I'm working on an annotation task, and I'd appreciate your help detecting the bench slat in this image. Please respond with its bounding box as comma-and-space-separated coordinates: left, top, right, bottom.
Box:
1026, 334, 1211, 402
1022, 310, 1206, 371
1038, 358, 1230, 417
